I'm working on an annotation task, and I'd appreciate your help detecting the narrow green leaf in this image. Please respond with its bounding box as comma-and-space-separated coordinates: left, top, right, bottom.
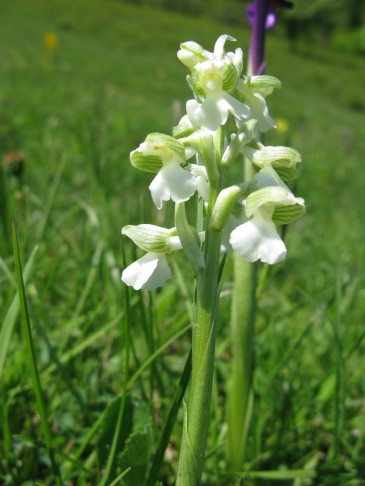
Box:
12, 222, 63, 486
0, 245, 38, 377
146, 350, 192, 486
108, 468, 132, 486
100, 238, 132, 486
244, 469, 316, 480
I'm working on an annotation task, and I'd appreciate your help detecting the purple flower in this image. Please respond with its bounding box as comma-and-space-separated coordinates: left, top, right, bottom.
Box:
246, 2, 276, 30
246, 1, 293, 29
246, 0, 293, 75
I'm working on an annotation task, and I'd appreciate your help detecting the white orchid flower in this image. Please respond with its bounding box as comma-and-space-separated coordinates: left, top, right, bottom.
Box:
230, 166, 305, 264
236, 78, 275, 133
230, 208, 287, 264
186, 93, 250, 131
121, 225, 182, 291
122, 252, 173, 291
130, 133, 198, 209
121, 224, 205, 291
178, 35, 250, 130
149, 162, 198, 209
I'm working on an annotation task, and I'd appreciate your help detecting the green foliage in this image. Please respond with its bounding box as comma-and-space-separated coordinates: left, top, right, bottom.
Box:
1, 0, 365, 484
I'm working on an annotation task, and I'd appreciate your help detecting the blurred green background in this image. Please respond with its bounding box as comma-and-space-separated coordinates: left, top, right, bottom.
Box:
1, 0, 365, 484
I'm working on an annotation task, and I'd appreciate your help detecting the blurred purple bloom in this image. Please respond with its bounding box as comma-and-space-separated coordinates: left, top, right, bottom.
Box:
246, 2, 276, 29
247, 0, 293, 75
246, 0, 293, 29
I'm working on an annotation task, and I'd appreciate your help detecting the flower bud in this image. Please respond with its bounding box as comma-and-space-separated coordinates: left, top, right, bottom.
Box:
177, 41, 210, 69
210, 184, 249, 231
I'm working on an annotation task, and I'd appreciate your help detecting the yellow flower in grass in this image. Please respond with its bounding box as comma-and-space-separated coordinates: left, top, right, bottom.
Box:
44, 32, 59, 51
275, 117, 289, 134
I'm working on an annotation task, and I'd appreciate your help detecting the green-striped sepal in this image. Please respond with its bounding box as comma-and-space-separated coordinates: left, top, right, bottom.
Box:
130, 133, 185, 173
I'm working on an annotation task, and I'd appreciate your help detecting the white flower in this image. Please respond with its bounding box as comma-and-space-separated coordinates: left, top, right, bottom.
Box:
186, 93, 250, 131
242, 144, 302, 182
230, 209, 286, 264
229, 166, 305, 264
122, 252, 172, 291
130, 133, 198, 209
237, 79, 275, 133
179, 35, 250, 130
188, 163, 210, 201
221, 215, 241, 253
178, 35, 243, 77
121, 223, 206, 290
149, 162, 198, 209
121, 225, 183, 290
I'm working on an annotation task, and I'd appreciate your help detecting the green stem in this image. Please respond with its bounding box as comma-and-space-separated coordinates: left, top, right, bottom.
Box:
176, 228, 222, 485
227, 158, 257, 473
227, 256, 257, 472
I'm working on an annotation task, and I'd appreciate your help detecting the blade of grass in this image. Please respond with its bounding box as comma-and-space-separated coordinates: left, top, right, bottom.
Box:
0, 254, 17, 289
242, 469, 316, 480
108, 467, 132, 486
12, 221, 63, 486
72, 239, 103, 319
0, 163, 11, 253
146, 349, 192, 486
1, 392, 11, 456
8, 308, 125, 401
35, 158, 66, 241
100, 238, 131, 486
127, 319, 191, 389
0, 245, 38, 377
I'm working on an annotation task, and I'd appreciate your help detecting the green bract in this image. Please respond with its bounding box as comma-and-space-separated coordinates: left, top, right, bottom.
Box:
130, 133, 186, 173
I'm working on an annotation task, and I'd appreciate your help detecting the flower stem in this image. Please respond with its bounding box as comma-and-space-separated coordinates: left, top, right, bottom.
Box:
176, 220, 222, 485
227, 253, 257, 472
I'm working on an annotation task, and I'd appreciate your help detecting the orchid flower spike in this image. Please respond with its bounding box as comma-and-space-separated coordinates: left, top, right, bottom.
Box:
130, 133, 198, 209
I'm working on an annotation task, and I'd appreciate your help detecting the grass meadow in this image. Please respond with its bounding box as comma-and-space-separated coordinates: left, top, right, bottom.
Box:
1, 0, 365, 484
